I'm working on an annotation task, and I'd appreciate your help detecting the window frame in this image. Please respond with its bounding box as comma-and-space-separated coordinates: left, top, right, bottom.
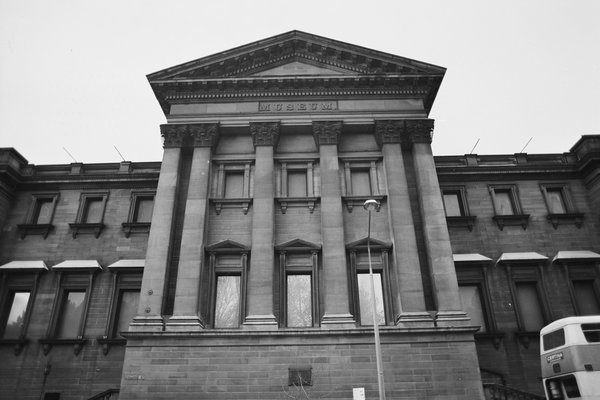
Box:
205, 240, 250, 329
341, 158, 385, 212
276, 239, 321, 328
17, 193, 60, 239
347, 238, 393, 326
40, 261, 101, 355
0, 261, 46, 355
442, 186, 476, 231
210, 161, 253, 215
560, 262, 600, 316
275, 160, 318, 214
122, 190, 155, 237
539, 183, 584, 229
488, 185, 529, 230
69, 191, 109, 238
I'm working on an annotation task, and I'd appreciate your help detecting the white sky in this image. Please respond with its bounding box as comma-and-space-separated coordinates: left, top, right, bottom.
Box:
1, 0, 599, 165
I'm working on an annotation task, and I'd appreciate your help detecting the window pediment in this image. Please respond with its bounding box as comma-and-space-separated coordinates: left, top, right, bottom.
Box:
205, 240, 250, 254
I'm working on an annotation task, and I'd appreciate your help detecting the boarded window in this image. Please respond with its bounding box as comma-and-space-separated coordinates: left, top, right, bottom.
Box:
288, 171, 307, 197
224, 172, 244, 198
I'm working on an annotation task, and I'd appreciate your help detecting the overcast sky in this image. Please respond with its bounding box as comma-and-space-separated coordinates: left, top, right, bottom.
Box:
1, 0, 598, 165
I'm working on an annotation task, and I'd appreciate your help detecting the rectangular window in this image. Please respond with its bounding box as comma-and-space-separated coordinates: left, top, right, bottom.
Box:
443, 192, 464, 217
287, 171, 308, 197
82, 198, 104, 223
224, 172, 244, 198
515, 282, 545, 331
572, 280, 600, 315
133, 197, 154, 223
55, 290, 86, 338
1, 291, 31, 339
546, 188, 567, 214
494, 190, 515, 215
214, 275, 241, 328
459, 284, 487, 333
351, 170, 372, 196
357, 272, 385, 326
113, 290, 139, 338
581, 323, 600, 343
287, 274, 312, 327
543, 328, 565, 351
34, 199, 55, 224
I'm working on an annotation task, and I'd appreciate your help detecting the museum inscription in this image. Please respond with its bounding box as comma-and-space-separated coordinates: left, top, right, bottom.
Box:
258, 101, 338, 112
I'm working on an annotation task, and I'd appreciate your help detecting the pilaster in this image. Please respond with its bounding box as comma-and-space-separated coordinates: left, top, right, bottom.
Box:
375, 121, 430, 325
313, 121, 355, 327
407, 119, 468, 326
243, 122, 279, 329
167, 124, 219, 331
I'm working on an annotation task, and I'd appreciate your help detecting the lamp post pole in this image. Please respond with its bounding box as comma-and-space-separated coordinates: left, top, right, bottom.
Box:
364, 199, 386, 400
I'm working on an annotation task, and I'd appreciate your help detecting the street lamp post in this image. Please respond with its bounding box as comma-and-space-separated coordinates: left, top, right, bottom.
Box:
363, 199, 386, 400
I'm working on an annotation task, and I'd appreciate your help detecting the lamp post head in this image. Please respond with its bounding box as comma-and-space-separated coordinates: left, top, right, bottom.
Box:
363, 199, 380, 212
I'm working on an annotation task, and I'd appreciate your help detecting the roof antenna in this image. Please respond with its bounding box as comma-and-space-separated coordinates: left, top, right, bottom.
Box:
469, 138, 480, 154
114, 145, 126, 162
519, 137, 533, 153
63, 147, 78, 163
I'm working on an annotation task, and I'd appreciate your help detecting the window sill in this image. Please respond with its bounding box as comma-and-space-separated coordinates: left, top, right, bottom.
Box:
0, 338, 30, 355
39, 338, 88, 356
210, 198, 253, 215
97, 337, 126, 355
474, 332, 505, 349
546, 213, 584, 229
514, 331, 539, 348
16, 223, 54, 239
492, 214, 530, 230
342, 195, 386, 213
121, 222, 151, 237
446, 216, 477, 231
275, 197, 319, 214
69, 223, 105, 238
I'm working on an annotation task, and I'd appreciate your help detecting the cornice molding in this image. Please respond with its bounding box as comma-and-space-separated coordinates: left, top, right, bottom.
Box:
312, 121, 342, 146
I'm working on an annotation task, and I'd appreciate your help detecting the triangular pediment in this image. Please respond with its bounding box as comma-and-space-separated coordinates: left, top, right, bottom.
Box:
148, 30, 445, 81
346, 237, 392, 250
275, 238, 322, 251
205, 239, 250, 253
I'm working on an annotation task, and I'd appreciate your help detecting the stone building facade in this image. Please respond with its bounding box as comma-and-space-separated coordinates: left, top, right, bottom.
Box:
0, 31, 599, 400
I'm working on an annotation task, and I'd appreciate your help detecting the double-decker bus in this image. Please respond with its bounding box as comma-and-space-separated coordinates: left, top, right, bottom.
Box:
540, 316, 600, 399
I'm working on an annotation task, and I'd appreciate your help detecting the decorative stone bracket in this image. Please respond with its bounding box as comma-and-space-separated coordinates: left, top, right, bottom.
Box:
69, 223, 105, 238
275, 197, 318, 214
546, 213, 584, 229
121, 222, 151, 237
492, 214, 530, 230
0, 338, 30, 356
17, 224, 54, 239
38, 338, 88, 356
342, 195, 386, 213
210, 198, 252, 215
446, 216, 477, 231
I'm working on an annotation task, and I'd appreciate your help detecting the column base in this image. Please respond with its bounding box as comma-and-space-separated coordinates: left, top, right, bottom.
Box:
320, 313, 356, 329
434, 310, 470, 327
395, 311, 435, 328
165, 315, 205, 332
243, 314, 278, 330
129, 315, 165, 332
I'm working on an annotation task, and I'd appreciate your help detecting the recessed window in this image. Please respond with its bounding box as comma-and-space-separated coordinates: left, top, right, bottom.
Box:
214, 275, 241, 328
17, 193, 59, 238
488, 185, 529, 230
224, 172, 244, 198
211, 163, 252, 214
122, 191, 155, 237
287, 171, 308, 197
540, 184, 583, 228
459, 284, 487, 333
546, 188, 566, 213
287, 274, 312, 327
113, 290, 139, 338
1, 291, 31, 339
443, 192, 464, 216
55, 290, 86, 339
33, 199, 55, 224
351, 170, 372, 196
70, 192, 109, 238
133, 197, 154, 223
572, 280, 600, 315
494, 190, 515, 215
515, 282, 545, 332
82, 198, 104, 223
357, 272, 385, 326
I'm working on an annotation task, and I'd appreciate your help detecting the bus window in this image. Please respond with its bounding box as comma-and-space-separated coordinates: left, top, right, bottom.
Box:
581, 323, 600, 343
562, 376, 581, 398
543, 328, 565, 351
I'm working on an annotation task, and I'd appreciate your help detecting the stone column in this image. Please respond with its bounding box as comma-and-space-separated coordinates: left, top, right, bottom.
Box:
167, 124, 219, 331
243, 122, 279, 329
375, 121, 430, 325
408, 119, 467, 325
313, 121, 355, 327
131, 125, 185, 332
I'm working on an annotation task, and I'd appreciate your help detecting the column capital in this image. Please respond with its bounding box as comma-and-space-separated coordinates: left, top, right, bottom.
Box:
161, 123, 220, 148
312, 121, 342, 146
405, 119, 434, 144
250, 122, 280, 147
374, 120, 406, 146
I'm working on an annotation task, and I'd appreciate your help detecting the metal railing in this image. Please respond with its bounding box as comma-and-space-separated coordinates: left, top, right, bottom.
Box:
87, 388, 119, 400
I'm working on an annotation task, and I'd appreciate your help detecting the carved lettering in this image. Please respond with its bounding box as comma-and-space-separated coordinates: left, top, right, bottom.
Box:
258, 101, 338, 113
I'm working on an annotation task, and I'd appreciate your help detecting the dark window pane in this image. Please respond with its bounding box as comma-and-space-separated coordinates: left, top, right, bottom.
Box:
83, 199, 103, 223
56, 291, 86, 338
515, 282, 544, 331
443, 193, 463, 216
546, 189, 566, 214
495, 190, 515, 215
134, 198, 154, 223
287, 274, 312, 327
288, 171, 307, 197
357, 272, 385, 326
224, 173, 244, 198
459, 285, 487, 333
581, 323, 600, 343
2, 291, 30, 339
35, 199, 54, 224
214, 275, 240, 328
563, 376, 581, 398
114, 291, 139, 338
543, 328, 565, 351
572, 281, 600, 315
351, 170, 371, 196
